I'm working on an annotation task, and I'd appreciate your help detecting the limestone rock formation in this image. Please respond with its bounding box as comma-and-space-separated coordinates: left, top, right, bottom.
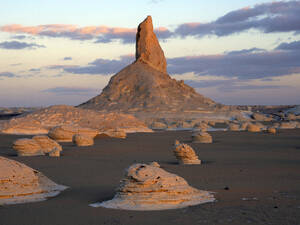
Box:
12, 139, 43, 156
173, 140, 201, 165
101, 128, 127, 139
228, 123, 240, 131
48, 125, 98, 142
280, 122, 297, 129
32, 135, 62, 154
136, 16, 167, 73
72, 134, 94, 147
90, 163, 214, 210
246, 123, 261, 132
0, 156, 67, 205
12, 136, 62, 156
192, 132, 213, 143
0, 105, 152, 135
151, 121, 167, 130
267, 127, 276, 134
79, 16, 217, 114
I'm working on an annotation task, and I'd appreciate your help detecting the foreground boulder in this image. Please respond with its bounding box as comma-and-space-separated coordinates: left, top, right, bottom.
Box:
173, 140, 201, 165
72, 134, 94, 147
192, 132, 213, 143
0, 156, 67, 205
12, 136, 62, 156
90, 163, 214, 210
0, 105, 152, 135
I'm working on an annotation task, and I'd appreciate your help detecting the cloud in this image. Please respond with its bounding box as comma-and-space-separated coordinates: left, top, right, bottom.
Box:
175, 1, 300, 38
0, 72, 18, 78
185, 79, 289, 93
1, 24, 172, 43
167, 43, 300, 79
63, 57, 72, 61
276, 40, 300, 51
42, 87, 98, 95
0, 41, 45, 49
62, 55, 134, 75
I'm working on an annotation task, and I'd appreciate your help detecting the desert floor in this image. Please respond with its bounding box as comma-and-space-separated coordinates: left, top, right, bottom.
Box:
0, 129, 300, 225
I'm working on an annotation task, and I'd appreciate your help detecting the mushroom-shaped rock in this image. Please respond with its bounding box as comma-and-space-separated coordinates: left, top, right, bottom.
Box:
90, 163, 214, 210
12, 139, 43, 156
72, 134, 94, 147
48, 125, 98, 142
192, 132, 213, 143
246, 124, 261, 132
32, 135, 62, 154
173, 141, 201, 165
136, 16, 167, 73
228, 123, 240, 131
0, 156, 67, 205
267, 127, 276, 134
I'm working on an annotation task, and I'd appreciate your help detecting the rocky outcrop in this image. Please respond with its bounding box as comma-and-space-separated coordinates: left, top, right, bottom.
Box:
12, 139, 43, 156
48, 125, 98, 142
90, 163, 214, 210
173, 140, 201, 165
79, 16, 216, 114
228, 123, 240, 131
12, 136, 62, 156
72, 134, 94, 147
246, 123, 261, 132
136, 16, 167, 73
192, 132, 213, 143
0, 105, 152, 135
0, 156, 67, 205
267, 127, 276, 134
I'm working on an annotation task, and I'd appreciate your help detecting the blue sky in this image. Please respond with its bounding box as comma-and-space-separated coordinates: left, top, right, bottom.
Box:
0, 0, 300, 107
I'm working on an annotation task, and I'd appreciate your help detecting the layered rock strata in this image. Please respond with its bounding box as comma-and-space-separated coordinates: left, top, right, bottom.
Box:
173, 140, 201, 165
90, 163, 214, 210
0, 156, 67, 205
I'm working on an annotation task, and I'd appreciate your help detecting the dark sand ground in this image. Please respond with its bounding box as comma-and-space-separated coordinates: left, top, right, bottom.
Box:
0, 129, 300, 225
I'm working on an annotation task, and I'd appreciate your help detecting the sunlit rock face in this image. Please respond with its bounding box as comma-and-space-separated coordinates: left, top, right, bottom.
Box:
72, 134, 94, 147
12, 135, 62, 156
0, 156, 67, 205
90, 163, 214, 211
0, 105, 152, 135
79, 16, 216, 114
173, 140, 201, 165
192, 131, 213, 143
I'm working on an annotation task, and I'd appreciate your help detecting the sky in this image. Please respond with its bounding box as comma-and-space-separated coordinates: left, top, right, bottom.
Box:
0, 0, 300, 107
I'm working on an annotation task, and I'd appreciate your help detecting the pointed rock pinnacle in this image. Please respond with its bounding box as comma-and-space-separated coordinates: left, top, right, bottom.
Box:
135, 16, 167, 73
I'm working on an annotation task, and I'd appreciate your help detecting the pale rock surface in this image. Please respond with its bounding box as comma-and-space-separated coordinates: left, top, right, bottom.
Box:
192, 132, 213, 143
0, 156, 67, 205
72, 134, 94, 147
48, 125, 98, 142
267, 127, 277, 134
0, 105, 152, 135
173, 140, 201, 165
12, 136, 62, 156
280, 122, 297, 129
79, 16, 216, 114
247, 124, 261, 132
101, 128, 127, 139
12, 139, 43, 156
151, 121, 167, 130
90, 163, 214, 210
228, 123, 240, 131
32, 135, 62, 154
136, 16, 167, 73
48, 148, 61, 157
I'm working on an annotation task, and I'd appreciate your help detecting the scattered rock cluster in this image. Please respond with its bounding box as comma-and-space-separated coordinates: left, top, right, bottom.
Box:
0, 156, 67, 205
90, 163, 214, 210
13, 135, 62, 157
173, 140, 201, 165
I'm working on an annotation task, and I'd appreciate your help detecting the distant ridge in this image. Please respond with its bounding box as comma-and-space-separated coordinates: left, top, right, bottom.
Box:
79, 16, 217, 113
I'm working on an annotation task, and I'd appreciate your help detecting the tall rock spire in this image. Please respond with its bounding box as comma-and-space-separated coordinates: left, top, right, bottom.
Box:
135, 16, 167, 73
